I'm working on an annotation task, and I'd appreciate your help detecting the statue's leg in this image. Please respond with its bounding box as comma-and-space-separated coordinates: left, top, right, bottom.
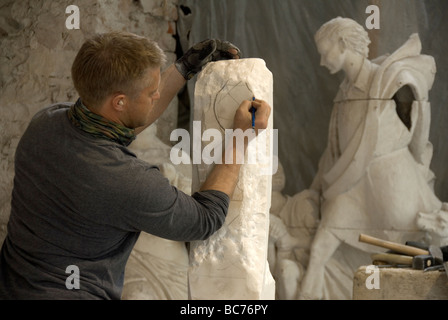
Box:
275, 259, 302, 300
297, 226, 341, 300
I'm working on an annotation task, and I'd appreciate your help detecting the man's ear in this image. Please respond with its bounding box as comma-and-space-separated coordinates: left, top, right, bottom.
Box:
112, 94, 127, 111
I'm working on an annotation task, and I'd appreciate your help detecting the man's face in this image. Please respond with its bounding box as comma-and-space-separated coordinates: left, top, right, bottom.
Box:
126, 67, 161, 128
316, 37, 346, 74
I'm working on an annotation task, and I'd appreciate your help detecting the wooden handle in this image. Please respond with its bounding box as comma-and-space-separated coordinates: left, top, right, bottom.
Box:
359, 234, 429, 256
371, 253, 413, 265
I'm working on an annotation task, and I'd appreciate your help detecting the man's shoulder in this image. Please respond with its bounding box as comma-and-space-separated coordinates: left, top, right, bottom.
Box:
33, 102, 72, 119
26, 103, 73, 131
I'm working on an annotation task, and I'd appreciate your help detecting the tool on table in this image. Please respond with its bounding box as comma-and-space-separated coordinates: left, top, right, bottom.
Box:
369, 252, 434, 269
371, 253, 413, 266
405, 240, 429, 250
359, 233, 448, 273
359, 233, 429, 256
412, 255, 436, 270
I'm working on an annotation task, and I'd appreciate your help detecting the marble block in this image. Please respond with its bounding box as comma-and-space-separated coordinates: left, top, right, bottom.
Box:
188, 59, 276, 300
353, 266, 448, 300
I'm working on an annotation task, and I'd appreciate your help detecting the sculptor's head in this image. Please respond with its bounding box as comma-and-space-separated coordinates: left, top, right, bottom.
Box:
315, 17, 370, 73
72, 31, 166, 109
71, 31, 167, 129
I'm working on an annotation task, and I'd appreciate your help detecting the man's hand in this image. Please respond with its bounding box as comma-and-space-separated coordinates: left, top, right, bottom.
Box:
175, 39, 241, 80
227, 99, 271, 164
199, 99, 271, 197
233, 98, 271, 133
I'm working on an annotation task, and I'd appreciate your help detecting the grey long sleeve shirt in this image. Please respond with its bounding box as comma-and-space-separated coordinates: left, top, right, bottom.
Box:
0, 104, 229, 299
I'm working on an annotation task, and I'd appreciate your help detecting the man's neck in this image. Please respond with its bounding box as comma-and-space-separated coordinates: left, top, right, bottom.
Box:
90, 99, 128, 128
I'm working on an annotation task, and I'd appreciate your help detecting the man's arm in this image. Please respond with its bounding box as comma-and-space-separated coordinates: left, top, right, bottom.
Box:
199, 147, 242, 198
136, 39, 241, 135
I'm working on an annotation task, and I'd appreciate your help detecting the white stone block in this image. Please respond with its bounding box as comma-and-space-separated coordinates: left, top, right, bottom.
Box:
188, 58, 276, 300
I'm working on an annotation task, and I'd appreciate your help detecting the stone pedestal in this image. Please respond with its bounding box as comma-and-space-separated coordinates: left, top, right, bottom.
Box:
353, 266, 448, 300
188, 59, 276, 300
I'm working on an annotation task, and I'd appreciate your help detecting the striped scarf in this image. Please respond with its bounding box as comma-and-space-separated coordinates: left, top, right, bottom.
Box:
68, 98, 136, 146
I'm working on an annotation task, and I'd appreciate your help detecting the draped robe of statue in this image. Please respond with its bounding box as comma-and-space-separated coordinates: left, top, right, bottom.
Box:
313, 33, 441, 250
290, 33, 443, 300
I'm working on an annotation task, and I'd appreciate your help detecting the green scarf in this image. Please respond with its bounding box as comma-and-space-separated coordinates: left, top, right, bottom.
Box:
67, 98, 136, 146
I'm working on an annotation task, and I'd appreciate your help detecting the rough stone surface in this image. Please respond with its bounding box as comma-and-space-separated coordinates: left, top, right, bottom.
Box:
353, 266, 448, 300
188, 59, 276, 300
0, 0, 178, 246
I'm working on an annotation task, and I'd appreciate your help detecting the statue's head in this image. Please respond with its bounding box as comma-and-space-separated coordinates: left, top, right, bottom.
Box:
315, 17, 370, 74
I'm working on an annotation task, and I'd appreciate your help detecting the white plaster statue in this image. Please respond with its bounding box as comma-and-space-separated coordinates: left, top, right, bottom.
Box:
267, 161, 315, 300
417, 204, 448, 247
269, 159, 367, 299
188, 58, 275, 300
296, 17, 443, 300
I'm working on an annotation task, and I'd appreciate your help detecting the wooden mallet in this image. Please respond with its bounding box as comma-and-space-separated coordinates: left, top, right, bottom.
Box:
359, 234, 435, 269
359, 234, 429, 256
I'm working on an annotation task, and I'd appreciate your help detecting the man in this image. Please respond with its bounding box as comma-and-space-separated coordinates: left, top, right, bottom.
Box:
0, 31, 271, 299
298, 17, 441, 299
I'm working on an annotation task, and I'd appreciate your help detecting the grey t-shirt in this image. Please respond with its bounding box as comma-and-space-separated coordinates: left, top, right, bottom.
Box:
0, 104, 229, 299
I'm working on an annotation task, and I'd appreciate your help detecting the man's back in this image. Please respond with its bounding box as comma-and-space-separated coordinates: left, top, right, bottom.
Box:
0, 104, 229, 299
0, 104, 142, 299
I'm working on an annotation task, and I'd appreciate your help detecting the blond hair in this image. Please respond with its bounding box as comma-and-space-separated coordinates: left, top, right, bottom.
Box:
315, 17, 371, 58
71, 31, 167, 108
